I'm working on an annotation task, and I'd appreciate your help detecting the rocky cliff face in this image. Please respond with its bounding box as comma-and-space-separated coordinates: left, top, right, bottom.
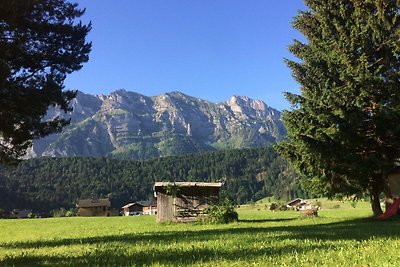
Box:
27, 90, 286, 160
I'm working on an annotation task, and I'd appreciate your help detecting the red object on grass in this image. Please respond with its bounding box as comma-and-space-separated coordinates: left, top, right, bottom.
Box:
378, 198, 400, 220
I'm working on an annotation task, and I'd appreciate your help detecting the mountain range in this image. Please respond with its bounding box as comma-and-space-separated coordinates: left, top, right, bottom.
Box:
27, 90, 286, 160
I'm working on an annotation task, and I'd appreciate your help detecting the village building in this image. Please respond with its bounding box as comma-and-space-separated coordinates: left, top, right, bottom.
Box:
0, 210, 9, 219
296, 201, 312, 211
9, 209, 32, 219
154, 181, 223, 223
286, 198, 312, 211
285, 198, 302, 208
121, 200, 157, 216
77, 198, 112, 216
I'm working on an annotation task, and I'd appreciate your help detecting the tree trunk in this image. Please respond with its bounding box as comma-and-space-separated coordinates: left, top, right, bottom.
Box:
369, 169, 385, 216
370, 190, 383, 217
382, 172, 393, 210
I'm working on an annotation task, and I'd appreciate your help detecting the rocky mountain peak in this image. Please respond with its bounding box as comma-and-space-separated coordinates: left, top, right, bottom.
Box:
225, 95, 272, 121
28, 90, 286, 160
100, 89, 153, 114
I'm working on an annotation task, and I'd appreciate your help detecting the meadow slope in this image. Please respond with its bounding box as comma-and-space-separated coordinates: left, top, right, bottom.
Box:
0, 200, 399, 266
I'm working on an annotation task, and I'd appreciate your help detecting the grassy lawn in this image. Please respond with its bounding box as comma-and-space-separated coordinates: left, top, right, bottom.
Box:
1, 200, 399, 266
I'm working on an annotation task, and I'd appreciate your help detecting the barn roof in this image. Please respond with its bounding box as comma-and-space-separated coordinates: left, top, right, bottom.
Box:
154, 182, 223, 189
121, 200, 157, 209
77, 198, 111, 208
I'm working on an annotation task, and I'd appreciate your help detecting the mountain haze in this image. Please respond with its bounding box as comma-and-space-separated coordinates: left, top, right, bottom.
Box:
28, 90, 285, 160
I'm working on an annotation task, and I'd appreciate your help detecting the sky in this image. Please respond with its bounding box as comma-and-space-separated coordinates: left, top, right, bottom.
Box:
65, 1, 307, 110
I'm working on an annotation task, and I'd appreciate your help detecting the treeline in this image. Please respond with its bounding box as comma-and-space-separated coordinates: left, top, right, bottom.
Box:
0, 147, 309, 212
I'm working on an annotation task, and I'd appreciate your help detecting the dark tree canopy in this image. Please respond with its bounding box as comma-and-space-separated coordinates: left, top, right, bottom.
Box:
0, 0, 91, 164
276, 0, 400, 216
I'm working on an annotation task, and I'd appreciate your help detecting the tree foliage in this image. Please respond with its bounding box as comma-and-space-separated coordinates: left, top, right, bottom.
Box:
276, 0, 400, 216
0, 147, 306, 212
0, 0, 91, 164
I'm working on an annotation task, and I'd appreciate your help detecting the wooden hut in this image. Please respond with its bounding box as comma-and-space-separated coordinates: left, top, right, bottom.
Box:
154, 182, 223, 223
77, 198, 112, 216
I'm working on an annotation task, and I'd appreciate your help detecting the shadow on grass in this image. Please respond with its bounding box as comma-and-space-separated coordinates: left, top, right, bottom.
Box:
1, 217, 399, 266
0, 243, 326, 266
239, 218, 296, 223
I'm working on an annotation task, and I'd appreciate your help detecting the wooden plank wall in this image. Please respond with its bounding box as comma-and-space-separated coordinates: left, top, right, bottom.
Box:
156, 186, 220, 222
156, 192, 174, 222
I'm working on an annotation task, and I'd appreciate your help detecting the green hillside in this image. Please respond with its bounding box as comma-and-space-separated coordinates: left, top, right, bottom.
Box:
0, 147, 307, 212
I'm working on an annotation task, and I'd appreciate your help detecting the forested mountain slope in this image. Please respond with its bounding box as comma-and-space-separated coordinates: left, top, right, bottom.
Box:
0, 147, 307, 212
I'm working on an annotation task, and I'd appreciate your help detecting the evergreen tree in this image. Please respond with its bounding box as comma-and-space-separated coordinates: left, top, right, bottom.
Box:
276, 0, 400, 216
0, 0, 91, 164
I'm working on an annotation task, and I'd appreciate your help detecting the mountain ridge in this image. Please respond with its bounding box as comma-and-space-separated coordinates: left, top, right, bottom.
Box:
28, 89, 286, 160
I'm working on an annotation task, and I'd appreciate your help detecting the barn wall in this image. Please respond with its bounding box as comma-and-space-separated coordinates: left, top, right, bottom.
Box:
129, 204, 143, 212
156, 186, 220, 222
78, 207, 110, 217
78, 208, 93, 216
156, 192, 174, 222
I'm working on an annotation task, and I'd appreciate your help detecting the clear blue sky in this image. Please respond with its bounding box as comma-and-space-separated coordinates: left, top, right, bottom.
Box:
65, 1, 306, 110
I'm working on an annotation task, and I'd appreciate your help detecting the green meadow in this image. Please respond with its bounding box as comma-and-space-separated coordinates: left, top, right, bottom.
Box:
1, 200, 399, 266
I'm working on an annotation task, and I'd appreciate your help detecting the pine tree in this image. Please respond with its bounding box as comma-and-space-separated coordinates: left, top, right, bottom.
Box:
0, 0, 91, 164
276, 0, 400, 216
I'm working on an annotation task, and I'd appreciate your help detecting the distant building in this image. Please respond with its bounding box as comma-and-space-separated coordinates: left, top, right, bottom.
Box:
121, 200, 157, 216
154, 182, 223, 223
0, 210, 10, 219
285, 198, 302, 207
296, 201, 312, 211
77, 198, 112, 216
286, 198, 312, 211
9, 209, 32, 219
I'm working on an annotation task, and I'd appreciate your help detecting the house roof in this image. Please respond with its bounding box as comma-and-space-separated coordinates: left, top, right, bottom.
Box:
121, 200, 157, 209
285, 198, 302, 206
138, 199, 157, 207
154, 182, 223, 189
77, 198, 111, 208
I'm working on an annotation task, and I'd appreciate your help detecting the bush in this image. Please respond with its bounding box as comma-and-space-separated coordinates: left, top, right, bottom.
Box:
270, 203, 278, 211
302, 208, 318, 218
51, 207, 67, 217
269, 202, 287, 211
201, 202, 238, 224
65, 210, 75, 217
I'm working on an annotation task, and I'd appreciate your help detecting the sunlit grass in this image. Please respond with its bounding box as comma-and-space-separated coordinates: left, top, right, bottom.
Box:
1, 200, 399, 266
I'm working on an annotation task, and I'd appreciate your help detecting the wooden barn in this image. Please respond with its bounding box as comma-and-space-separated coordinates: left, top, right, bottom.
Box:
154, 182, 223, 223
121, 200, 157, 216
77, 198, 112, 216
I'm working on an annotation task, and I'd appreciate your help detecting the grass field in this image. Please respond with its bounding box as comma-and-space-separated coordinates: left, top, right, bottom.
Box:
1, 199, 400, 266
